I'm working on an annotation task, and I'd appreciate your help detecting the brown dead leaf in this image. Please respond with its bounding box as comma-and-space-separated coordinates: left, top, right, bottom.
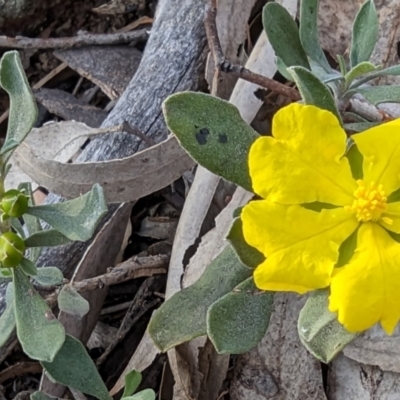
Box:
13, 135, 194, 203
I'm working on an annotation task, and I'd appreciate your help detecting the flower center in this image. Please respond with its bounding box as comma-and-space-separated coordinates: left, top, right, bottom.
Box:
345, 180, 389, 222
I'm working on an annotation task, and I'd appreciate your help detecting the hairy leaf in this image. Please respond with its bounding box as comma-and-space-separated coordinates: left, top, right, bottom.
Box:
163, 92, 259, 192
298, 290, 358, 363
122, 370, 142, 398
350, 0, 378, 67
207, 277, 273, 354
57, 285, 89, 318
24, 230, 71, 248
33, 267, 64, 286
0, 51, 38, 155
26, 184, 107, 241
148, 246, 251, 351
13, 267, 65, 362
41, 334, 112, 400
263, 3, 310, 69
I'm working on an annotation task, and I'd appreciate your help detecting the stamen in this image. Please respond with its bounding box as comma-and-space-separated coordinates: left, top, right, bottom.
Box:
346, 180, 387, 222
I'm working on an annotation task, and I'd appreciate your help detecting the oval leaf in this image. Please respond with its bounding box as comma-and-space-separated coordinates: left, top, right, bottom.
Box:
207, 277, 273, 354
41, 334, 112, 400
19, 257, 38, 276
262, 3, 310, 69
148, 246, 252, 351
298, 290, 358, 363
226, 217, 264, 269
34, 267, 64, 286
26, 184, 107, 241
299, 0, 330, 71
24, 230, 71, 248
0, 51, 38, 155
288, 66, 341, 122
344, 61, 377, 87
350, 0, 378, 67
13, 267, 65, 362
58, 285, 89, 318
163, 92, 259, 192
122, 370, 142, 398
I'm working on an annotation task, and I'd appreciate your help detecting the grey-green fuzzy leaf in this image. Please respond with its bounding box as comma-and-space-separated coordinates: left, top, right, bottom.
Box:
58, 285, 89, 318
263, 3, 310, 69
123, 389, 156, 400
288, 66, 341, 122
207, 277, 273, 354
0, 301, 15, 348
24, 230, 71, 248
148, 246, 252, 351
163, 92, 259, 192
350, 0, 378, 67
298, 290, 358, 363
226, 217, 264, 269
13, 267, 65, 362
0, 51, 38, 155
33, 267, 64, 286
41, 334, 112, 400
299, 0, 330, 71
26, 184, 107, 241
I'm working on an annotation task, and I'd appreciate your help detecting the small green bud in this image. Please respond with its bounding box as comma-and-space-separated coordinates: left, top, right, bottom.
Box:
0, 232, 25, 268
1, 189, 28, 218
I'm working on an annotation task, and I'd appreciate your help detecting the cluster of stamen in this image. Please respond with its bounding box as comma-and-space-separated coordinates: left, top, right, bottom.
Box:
345, 180, 390, 223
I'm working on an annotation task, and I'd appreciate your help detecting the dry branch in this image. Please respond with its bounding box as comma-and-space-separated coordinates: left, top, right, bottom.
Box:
0, 29, 149, 49
204, 0, 301, 101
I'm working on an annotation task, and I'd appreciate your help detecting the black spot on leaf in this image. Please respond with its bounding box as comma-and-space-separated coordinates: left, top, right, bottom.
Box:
218, 134, 228, 143
195, 128, 210, 145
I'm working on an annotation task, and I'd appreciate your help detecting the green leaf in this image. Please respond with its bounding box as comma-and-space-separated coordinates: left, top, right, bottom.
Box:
122, 370, 142, 398
299, 0, 330, 71
10, 217, 25, 238
347, 86, 400, 105
24, 230, 71, 248
288, 66, 341, 122
207, 277, 273, 354
26, 184, 107, 241
262, 3, 310, 69
148, 246, 252, 351
123, 389, 156, 400
0, 51, 38, 155
344, 122, 380, 132
335, 227, 359, 268
276, 57, 294, 81
163, 92, 259, 192
41, 334, 112, 400
0, 300, 16, 348
346, 142, 364, 180
19, 257, 38, 276
13, 267, 65, 362
226, 217, 264, 269
31, 392, 62, 400
350, 64, 400, 89
344, 61, 377, 87
298, 290, 358, 363
350, 0, 378, 67
58, 285, 89, 318
33, 267, 64, 286
337, 55, 347, 76
0, 268, 12, 278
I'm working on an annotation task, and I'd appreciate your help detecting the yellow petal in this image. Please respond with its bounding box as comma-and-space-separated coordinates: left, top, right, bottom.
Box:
352, 118, 400, 196
381, 202, 400, 233
329, 223, 400, 334
241, 201, 358, 294
249, 103, 356, 205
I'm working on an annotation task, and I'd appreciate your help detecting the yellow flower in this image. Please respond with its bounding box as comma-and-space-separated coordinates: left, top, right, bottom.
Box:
241, 103, 400, 334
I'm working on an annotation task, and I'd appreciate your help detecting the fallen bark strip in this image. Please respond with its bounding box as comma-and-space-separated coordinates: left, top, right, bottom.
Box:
0, 29, 149, 49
